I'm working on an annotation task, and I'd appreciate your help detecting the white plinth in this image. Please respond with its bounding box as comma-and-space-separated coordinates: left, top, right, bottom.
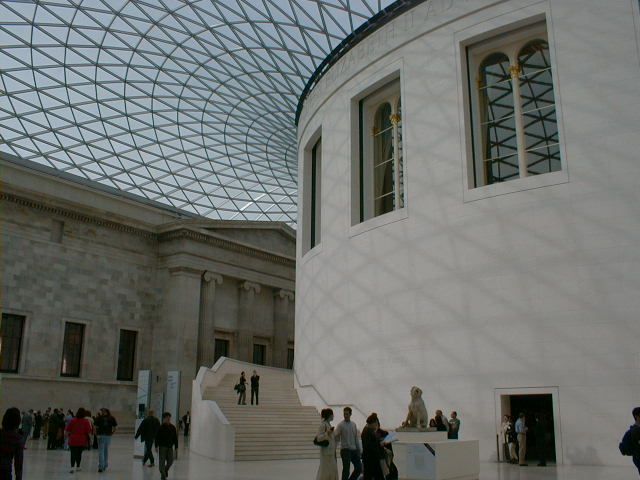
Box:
394, 440, 479, 480
394, 431, 448, 443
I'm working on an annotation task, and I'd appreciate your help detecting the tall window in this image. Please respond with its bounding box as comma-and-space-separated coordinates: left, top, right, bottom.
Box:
117, 329, 137, 381
358, 78, 404, 222
61, 322, 84, 377
253, 344, 266, 366
0, 314, 25, 373
303, 135, 322, 254
214, 338, 229, 363
468, 22, 560, 188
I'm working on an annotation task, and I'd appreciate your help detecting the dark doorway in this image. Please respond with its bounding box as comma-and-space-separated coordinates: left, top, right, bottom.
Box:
510, 394, 556, 464
253, 344, 266, 365
214, 338, 229, 363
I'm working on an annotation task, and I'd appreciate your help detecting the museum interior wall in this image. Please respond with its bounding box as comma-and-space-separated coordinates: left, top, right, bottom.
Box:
0, 154, 295, 424
295, 0, 640, 466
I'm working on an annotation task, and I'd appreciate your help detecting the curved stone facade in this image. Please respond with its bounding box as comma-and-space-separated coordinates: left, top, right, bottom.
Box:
295, 0, 640, 466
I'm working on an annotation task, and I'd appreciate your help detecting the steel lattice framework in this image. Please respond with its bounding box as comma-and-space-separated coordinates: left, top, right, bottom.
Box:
0, 0, 396, 223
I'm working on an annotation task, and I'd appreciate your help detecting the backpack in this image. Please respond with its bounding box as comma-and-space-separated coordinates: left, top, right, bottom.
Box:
619, 425, 640, 456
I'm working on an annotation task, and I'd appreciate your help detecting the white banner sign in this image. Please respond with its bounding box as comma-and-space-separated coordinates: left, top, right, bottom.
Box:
165, 370, 181, 424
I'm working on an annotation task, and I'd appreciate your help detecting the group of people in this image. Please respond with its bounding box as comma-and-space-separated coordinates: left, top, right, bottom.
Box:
501, 412, 548, 467
428, 410, 461, 440
234, 370, 260, 405
314, 406, 460, 480
135, 410, 179, 480
0, 406, 117, 477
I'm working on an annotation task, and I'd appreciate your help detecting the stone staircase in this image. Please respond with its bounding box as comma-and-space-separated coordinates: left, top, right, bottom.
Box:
202, 372, 320, 461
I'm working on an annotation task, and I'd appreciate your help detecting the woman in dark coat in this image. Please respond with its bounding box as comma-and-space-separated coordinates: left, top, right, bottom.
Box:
0, 407, 24, 480
236, 372, 247, 405
374, 416, 398, 480
361, 413, 385, 480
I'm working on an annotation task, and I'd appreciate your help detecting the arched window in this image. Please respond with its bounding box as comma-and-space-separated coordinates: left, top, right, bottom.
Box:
478, 52, 519, 184
517, 40, 560, 176
468, 22, 561, 189
357, 78, 404, 222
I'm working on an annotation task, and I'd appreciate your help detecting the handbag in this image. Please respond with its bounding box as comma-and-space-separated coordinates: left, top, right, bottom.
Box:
313, 437, 329, 447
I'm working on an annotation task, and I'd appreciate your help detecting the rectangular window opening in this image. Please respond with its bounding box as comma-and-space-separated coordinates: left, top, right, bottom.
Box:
303, 133, 322, 254
355, 77, 404, 223
467, 21, 560, 189
0, 313, 25, 373
117, 329, 137, 381
61, 322, 84, 377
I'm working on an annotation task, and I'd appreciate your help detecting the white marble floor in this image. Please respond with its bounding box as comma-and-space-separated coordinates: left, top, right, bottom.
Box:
20, 436, 637, 479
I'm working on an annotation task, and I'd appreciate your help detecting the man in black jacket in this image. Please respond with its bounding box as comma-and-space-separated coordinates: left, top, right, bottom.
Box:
155, 412, 178, 480
135, 410, 160, 467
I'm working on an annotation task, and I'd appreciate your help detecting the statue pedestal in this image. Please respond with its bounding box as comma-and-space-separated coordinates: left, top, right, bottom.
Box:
394, 439, 480, 480
394, 430, 448, 443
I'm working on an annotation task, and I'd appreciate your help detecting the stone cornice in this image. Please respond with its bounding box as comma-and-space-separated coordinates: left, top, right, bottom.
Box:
2, 191, 297, 268
169, 266, 203, 277
159, 228, 295, 268
0, 191, 155, 240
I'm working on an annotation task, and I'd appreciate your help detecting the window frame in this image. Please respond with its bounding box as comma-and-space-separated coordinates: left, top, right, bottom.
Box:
60, 321, 85, 378
0, 313, 26, 373
116, 328, 137, 381
469, 22, 561, 188
456, 9, 569, 203
301, 128, 322, 257
358, 78, 404, 223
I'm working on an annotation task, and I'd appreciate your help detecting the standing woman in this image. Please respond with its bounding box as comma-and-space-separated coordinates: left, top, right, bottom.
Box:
65, 408, 93, 473
236, 372, 247, 405
0, 407, 24, 480
315, 408, 337, 480
361, 413, 385, 480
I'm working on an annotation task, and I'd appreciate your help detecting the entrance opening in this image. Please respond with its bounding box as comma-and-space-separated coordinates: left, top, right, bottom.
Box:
509, 394, 556, 464
495, 387, 562, 465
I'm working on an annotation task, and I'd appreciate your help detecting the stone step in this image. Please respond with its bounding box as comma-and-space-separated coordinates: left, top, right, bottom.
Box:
207, 369, 319, 461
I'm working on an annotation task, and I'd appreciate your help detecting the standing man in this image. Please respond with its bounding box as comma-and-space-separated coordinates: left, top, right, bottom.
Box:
181, 411, 190, 437
434, 410, 449, 433
95, 408, 118, 472
448, 411, 460, 439
135, 410, 161, 467
334, 407, 362, 480
515, 412, 528, 466
155, 412, 179, 480
250, 370, 260, 406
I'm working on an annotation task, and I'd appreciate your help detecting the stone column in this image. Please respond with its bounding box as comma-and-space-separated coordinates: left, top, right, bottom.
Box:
273, 289, 294, 368
154, 266, 202, 416
237, 281, 261, 362
197, 271, 223, 369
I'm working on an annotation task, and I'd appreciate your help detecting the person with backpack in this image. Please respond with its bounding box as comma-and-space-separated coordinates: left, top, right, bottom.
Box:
620, 406, 640, 475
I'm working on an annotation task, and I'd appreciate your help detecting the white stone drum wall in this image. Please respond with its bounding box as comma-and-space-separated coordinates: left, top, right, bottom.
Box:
295, 0, 640, 466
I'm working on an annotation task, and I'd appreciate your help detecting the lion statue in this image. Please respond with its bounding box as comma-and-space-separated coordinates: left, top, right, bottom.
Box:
401, 386, 429, 429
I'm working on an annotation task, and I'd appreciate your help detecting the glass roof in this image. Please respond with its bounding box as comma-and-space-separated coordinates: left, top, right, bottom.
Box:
0, 0, 397, 223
